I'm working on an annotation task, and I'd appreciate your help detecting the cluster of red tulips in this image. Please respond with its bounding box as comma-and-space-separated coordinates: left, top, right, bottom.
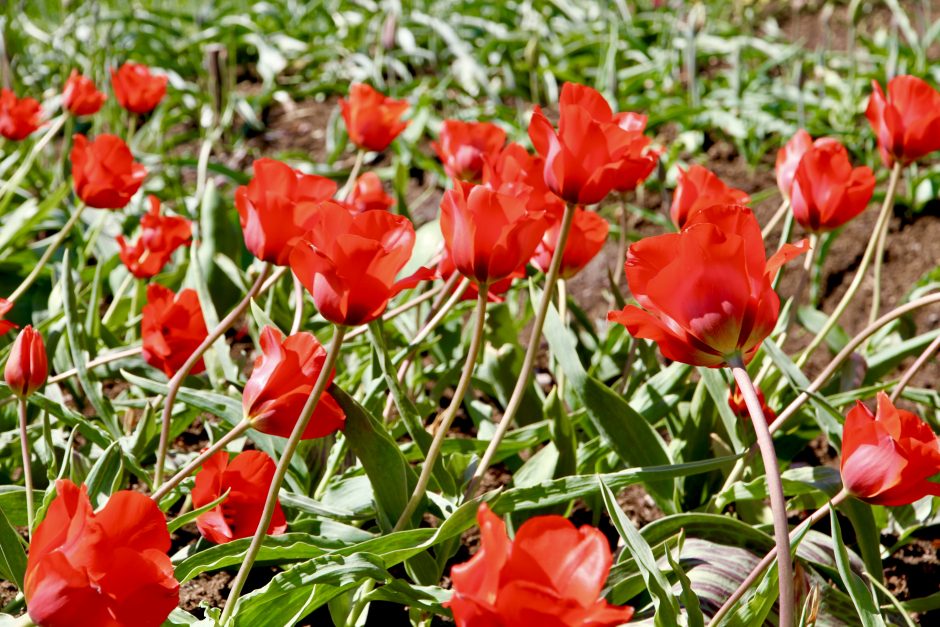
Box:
2, 57, 940, 626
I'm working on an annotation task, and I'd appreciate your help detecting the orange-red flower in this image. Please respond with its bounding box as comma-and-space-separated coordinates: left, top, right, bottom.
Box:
532, 206, 609, 279
71, 134, 146, 209
290, 205, 434, 326
24, 479, 178, 627
447, 504, 633, 627
63, 70, 106, 116
866, 75, 940, 167
0, 88, 41, 140
339, 83, 409, 152
235, 158, 338, 265
437, 248, 523, 303
117, 196, 192, 278
347, 172, 395, 213
242, 326, 346, 439
0, 298, 17, 336
4, 325, 47, 398
775, 130, 838, 199
432, 119, 507, 181
610, 112, 659, 194
669, 165, 750, 229
110, 62, 167, 114
192, 450, 287, 544
840, 393, 940, 506
141, 284, 208, 377
790, 141, 875, 233
608, 205, 807, 367
728, 383, 776, 422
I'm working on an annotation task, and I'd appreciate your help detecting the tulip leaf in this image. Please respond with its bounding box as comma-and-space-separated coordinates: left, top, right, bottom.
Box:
829, 507, 888, 627
84, 441, 124, 509
838, 497, 885, 584
664, 534, 704, 627
0, 505, 26, 590
698, 366, 745, 452
167, 488, 230, 533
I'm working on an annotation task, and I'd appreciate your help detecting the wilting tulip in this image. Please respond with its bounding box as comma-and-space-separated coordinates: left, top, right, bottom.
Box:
117, 196, 192, 278
0, 298, 17, 336
141, 284, 208, 377
432, 119, 507, 181
110, 62, 168, 114
339, 83, 409, 152
532, 206, 609, 279
235, 158, 337, 265
670, 165, 750, 229
24, 479, 179, 627
243, 326, 345, 439
347, 172, 395, 213
63, 70, 107, 116
0, 88, 41, 140
437, 248, 523, 303
790, 142, 875, 233
4, 325, 47, 398
608, 205, 807, 367
866, 75, 940, 167
71, 134, 146, 209
290, 206, 434, 326
192, 450, 287, 544
728, 384, 775, 422
840, 392, 940, 506
447, 504, 633, 627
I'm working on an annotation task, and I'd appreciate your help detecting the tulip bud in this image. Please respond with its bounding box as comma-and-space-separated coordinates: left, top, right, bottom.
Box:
4, 325, 48, 398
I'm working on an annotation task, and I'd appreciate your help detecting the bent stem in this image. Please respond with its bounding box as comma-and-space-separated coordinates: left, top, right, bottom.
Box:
338, 148, 366, 200
18, 398, 34, 537
761, 198, 790, 240
220, 326, 347, 622
392, 284, 490, 532
48, 346, 143, 385
730, 358, 794, 627
153, 263, 271, 487
290, 274, 305, 335
890, 332, 940, 402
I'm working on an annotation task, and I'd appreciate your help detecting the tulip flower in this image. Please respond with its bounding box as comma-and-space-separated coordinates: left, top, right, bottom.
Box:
141, 284, 209, 377
610, 112, 660, 194
117, 196, 192, 279
235, 158, 338, 266
71, 134, 147, 209
437, 249, 523, 303
4, 325, 47, 398
532, 205, 609, 279
840, 392, 940, 507
728, 384, 775, 422
608, 204, 807, 367
347, 172, 395, 213
290, 205, 434, 326
242, 326, 346, 439
24, 479, 179, 627
0, 88, 41, 141
432, 119, 507, 181
110, 62, 168, 114
669, 165, 750, 229
192, 450, 287, 544
775, 130, 838, 199
63, 70, 107, 116
488, 142, 566, 217
790, 141, 875, 233
866, 75, 940, 167
0, 298, 17, 336
339, 83, 409, 152
447, 504, 633, 627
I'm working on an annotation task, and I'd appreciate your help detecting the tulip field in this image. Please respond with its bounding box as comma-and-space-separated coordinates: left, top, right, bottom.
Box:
3, 1, 940, 626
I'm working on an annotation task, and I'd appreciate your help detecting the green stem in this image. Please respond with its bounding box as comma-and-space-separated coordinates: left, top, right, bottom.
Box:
48, 346, 142, 385
890, 331, 940, 402
102, 274, 134, 324
338, 149, 366, 200
18, 398, 34, 538
760, 198, 790, 240
555, 278, 568, 396
869, 168, 899, 325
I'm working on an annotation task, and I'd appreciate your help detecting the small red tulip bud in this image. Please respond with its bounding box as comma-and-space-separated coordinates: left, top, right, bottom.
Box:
4, 325, 48, 398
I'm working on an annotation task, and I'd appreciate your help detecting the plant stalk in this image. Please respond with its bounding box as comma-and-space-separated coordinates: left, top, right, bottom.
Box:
890, 331, 940, 402
18, 398, 34, 537
869, 165, 904, 325
48, 346, 142, 385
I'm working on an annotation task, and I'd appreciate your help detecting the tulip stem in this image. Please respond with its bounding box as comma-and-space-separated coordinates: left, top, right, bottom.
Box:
869, 166, 903, 326
890, 331, 940, 402
102, 274, 135, 325
729, 358, 794, 627
6, 202, 86, 304
796, 162, 902, 368
611, 193, 628, 289
555, 278, 568, 396
153, 263, 271, 488
392, 285, 490, 533
465, 201, 577, 499
0, 114, 67, 215
338, 149, 366, 200
220, 326, 347, 622
761, 198, 790, 240
17, 398, 34, 538
47, 346, 143, 385
290, 274, 305, 334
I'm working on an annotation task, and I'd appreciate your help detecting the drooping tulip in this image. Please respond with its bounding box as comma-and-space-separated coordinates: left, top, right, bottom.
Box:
117, 196, 192, 278
63, 70, 107, 116
347, 172, 395, 213
866, 75, 940, 167
71, 134, 146, 209
141, 284, 208, 377
532, 205, 609, 279
0, 298, 17, 336
339, 83, 409, 152
432, 119, 507, 181
0, 88, 42, 141
4, 325, 47, 398
669, 165, 750, 229
110, 62, 168, 114
789, 141, 875, 233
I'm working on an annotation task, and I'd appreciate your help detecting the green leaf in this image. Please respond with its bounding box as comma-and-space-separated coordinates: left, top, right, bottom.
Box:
829, 507, 887, 627
167, 489, 230, 533
0, 506, 26, 590
699, 367, 744, 452
84, 441, 124, 508
665, 534, 704, 627
839, 497, 884, 584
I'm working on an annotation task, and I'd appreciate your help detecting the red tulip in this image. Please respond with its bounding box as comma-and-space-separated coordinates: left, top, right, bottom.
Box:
432, 119, 507, 181
235, 158, 338, 265
437, 248, 523, 303
790, 141, 875, 233
840, 393, 940, 506
242, 326, 345, 439
488, 143, 566, 217
192, 450, 287, 544
290, 205, 434, 326
610, 112, 660, 194
63, 70, 107, 116
728, 384, 775, 422
117, 196, 192, 279
775, 130, 838, 199
608, 205, 807, 367
347, 172, 395, 213
447, 504, 633, 627
141, 284, 208, 377
24, 479, 178, 627
4, 325, 47, 398
532, 206, 609, 279
71, 134, 147, 209
339, 83, 409, 152
0, 88, 41, 141
669, 165, 750, 229
110, 62, 167, 114
0, 298, 17, 336
866, 75, 940, 167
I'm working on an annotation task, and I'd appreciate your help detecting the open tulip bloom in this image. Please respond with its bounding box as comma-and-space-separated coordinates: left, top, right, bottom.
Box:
339, 83, 409, 152
117, 195, 192, 279
866, 75, 940, 167
432, 119, 507, 182
789, 141, 875, 233
0, 88, 42, 140
141, 284, 209, 377
63, 70, 107, 116
71, 134, 147, 209
111, 62, 168, 114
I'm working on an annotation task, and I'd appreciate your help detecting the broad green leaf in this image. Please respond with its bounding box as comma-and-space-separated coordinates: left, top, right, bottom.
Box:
829, 507, 887, 627
167, 489, 230, 533
0, 506, 26, 589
